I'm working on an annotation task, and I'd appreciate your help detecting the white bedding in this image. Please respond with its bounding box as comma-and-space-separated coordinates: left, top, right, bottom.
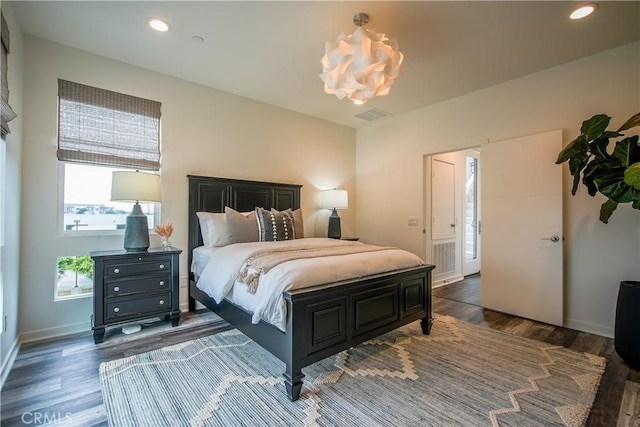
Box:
191, 246, 220, 278
194, 237, 425, 331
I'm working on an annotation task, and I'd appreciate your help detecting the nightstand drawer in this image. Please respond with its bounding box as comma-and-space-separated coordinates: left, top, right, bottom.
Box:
105, 274, 171, 297
104, 258, 171, 277
105, 293, 171, 321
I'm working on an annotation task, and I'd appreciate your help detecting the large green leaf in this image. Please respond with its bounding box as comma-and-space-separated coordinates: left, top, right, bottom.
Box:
556, 135, 588, 164
627, 135, 640, 164
581, 114, 610, 141
614, 136, 640, 167
599, 199, 618, 224
598, 178, 636, 203
568, 155, 589, 195
592, 163, 631, 201
624, 163, 640, 190
617, 112, 640, 132
581, 159, 603, 196
588, 136, 612, 160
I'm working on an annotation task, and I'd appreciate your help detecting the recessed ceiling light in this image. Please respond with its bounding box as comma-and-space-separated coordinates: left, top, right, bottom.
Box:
570, 3, 598, 20
147, 17, 171, 32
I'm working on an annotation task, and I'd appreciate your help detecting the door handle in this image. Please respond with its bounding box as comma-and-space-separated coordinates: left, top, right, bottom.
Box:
541, 235, 560, 243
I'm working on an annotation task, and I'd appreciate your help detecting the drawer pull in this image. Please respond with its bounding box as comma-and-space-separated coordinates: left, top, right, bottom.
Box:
159, 281, 165, 286
113, 268, 120, 274
159, 299, 165, 305
114, 286, 120, 292
159, 264, 165, 270
114, 307, 120, 313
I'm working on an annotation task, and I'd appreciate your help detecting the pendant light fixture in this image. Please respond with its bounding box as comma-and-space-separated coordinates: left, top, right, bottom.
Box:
320, 13, 404, 105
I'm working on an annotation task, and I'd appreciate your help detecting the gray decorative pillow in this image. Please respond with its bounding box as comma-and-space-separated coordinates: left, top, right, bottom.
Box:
271, 208, 304, 239
225, 207, 259, 243
256, 207, 295, 241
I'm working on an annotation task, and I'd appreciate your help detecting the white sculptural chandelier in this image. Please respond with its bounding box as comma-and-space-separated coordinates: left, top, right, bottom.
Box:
320, 13, 404, 105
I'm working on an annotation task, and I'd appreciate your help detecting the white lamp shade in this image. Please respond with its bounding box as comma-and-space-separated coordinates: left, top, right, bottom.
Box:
111, 171, 161, 203
320, 189, 348, 210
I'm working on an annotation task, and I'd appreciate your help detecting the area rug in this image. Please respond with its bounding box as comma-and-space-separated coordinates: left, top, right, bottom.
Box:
100, 315, 605, 426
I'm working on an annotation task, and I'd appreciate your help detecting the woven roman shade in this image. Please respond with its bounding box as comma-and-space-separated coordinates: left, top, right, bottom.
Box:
1, 11, 17, 137
57, 79, 161, 171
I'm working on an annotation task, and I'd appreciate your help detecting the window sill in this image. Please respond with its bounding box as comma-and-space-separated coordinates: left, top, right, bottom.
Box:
54, 292, 92, 302
56, 229, 158, 238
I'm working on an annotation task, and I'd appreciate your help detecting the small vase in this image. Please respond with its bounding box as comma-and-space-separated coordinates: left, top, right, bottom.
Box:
162, 239, 172, 250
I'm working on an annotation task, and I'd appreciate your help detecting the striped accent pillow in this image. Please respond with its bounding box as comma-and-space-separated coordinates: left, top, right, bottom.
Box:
255, 207, 295, 241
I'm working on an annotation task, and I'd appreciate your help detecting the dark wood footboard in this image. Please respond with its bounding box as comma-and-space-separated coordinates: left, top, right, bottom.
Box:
190, 264, 433, 401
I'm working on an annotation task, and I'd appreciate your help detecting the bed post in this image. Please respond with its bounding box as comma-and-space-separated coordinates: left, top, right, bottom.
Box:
421, 317, 433, 335
284, 368, 304, 402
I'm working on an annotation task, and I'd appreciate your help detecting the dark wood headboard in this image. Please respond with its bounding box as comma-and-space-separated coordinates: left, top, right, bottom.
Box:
187, 175, 302, 279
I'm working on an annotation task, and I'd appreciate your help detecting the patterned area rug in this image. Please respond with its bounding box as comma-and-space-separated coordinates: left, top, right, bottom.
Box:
100, 315, 605, 426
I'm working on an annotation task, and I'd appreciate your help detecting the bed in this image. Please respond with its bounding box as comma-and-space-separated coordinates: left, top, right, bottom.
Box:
187, 175, 435, 401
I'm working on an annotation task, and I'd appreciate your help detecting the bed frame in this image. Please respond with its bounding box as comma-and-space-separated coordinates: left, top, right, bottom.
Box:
187, 175, 435, 401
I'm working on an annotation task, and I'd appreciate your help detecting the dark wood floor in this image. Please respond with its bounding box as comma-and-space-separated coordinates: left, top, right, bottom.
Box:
1, 280, 637, 426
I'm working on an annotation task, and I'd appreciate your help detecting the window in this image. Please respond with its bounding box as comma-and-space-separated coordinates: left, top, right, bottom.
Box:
57, 79, 161, 233
55, 255, 93, 300
56, 81, 161, 299
1, 11, 17, 137
61, 163, 158, 232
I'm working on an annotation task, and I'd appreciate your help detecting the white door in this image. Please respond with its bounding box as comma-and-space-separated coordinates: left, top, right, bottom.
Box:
481, 130, 563, 326
431, 159, 456, 240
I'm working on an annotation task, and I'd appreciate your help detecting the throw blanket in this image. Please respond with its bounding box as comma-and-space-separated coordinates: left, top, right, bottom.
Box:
236, 243, 394, 293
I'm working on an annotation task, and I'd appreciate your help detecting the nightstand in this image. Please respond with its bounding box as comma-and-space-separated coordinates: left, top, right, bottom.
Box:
90, 247, 182, 344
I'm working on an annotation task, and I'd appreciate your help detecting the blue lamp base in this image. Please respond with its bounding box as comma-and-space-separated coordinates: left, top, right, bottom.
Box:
327, 208, 342, 239
123, 203, 150, 252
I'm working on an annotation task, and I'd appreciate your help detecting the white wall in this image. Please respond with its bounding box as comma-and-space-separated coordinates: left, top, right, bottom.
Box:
20, 36, 355, 341
1, 2, 23, 383
356, 42, 640, 337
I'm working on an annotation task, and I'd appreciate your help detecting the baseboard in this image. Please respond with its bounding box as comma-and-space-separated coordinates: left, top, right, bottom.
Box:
432, 274, 464, 287
0, 337, 20, 390
19, 320, 91, 344
564, 317, 614, 339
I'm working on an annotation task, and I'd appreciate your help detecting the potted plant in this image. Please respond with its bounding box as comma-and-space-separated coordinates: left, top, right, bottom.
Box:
556, 112, 640, 368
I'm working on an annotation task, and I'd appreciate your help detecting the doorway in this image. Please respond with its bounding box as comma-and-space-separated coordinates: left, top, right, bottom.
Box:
426, 130, 564, 325
425, 148, 481, 289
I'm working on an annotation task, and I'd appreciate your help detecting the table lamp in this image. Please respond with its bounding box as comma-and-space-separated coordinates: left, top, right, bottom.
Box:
320, 189, 348, 239
111, 171, 161, 252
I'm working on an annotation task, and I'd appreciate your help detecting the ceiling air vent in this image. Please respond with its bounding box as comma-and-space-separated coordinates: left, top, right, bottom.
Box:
355, 108, 392, 121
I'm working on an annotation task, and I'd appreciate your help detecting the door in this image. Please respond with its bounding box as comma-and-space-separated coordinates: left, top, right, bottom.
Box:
431, 159, 456, 240
481, 130, 563, 326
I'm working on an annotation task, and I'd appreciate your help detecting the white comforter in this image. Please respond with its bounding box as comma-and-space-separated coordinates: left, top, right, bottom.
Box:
196, 238, 424, 331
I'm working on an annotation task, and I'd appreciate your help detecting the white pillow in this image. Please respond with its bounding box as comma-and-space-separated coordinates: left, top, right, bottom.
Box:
196, 210, 256, 247
196, 212, 229, 247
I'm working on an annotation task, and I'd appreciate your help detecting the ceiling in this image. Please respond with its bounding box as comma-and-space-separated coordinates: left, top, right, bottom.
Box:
12, 1, 640, 128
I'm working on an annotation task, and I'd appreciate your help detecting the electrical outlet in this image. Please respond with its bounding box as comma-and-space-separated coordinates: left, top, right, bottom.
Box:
408, 217, 419, 226
180, 276, 188, 288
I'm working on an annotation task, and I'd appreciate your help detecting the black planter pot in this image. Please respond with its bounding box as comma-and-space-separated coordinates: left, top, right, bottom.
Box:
615, 280, 640, 369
